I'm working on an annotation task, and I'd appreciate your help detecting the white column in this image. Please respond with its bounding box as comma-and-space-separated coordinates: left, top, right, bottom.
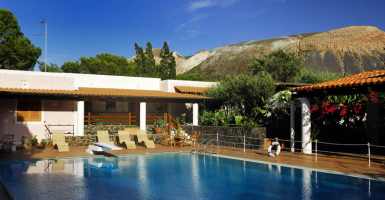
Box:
300, 98, 312, 154
140, 102, 146, 130
75, 101, 84, 136
290, 101, 296, 152
192, 103, 199, 126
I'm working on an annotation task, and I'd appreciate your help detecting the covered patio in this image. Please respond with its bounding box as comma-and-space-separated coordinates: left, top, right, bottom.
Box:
290, 70, 385, 155
0, 86, 210, 143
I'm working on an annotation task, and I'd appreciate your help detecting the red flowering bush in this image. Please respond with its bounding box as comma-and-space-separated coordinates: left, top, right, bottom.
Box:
339, 105, 348, 117
311, 98, 367, 128
368, 91, 380, 104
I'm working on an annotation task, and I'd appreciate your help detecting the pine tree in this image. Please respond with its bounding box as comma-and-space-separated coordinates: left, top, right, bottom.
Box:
134, 43, 146, 76
0, 9, 41, 70
159, 42, 176, 79
144, 42, 156, 76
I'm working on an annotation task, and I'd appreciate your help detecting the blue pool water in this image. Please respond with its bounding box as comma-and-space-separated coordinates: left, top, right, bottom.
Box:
0, 153, 384, 200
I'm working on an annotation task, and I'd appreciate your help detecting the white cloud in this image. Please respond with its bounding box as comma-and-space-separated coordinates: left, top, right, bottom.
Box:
188, 0, 239, 11
189, 0, 215, 11
175, 14, 208, 40
175, 14, 208, 32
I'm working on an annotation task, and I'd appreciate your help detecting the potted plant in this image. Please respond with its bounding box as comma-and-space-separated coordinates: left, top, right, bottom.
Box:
30, 136, 38, 147
38, 139, 48, 149
153, 119, 166, 134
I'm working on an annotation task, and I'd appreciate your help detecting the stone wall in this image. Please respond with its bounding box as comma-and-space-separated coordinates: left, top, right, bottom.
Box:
65, 125, 137, 146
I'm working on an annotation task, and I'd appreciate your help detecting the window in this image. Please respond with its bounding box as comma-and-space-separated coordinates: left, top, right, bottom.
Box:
16, 99, 42, 122
105, 101, 116, 112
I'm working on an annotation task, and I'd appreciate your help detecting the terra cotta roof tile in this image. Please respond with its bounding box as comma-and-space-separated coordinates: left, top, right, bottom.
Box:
293, 70, 385, 93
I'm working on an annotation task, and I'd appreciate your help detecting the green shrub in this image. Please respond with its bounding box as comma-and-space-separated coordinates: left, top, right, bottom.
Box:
295, 68, 341, 83
207, 73, 275, 124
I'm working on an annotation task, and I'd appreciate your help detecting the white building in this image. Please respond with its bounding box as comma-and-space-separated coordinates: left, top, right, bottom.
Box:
0, 69, 216, 141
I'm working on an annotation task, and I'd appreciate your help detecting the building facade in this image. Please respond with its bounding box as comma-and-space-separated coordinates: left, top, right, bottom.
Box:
0, 70, 216, 142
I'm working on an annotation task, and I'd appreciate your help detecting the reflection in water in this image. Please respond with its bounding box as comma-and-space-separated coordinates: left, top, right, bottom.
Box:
267, 163, 281, 176
0, 154, 384, 200
137, 156, 148, 199
191, 155, 201, 196
302, 168, 312, 200
85, 157, 119, 177
25, 159, 86, 177
268, 163, 272, 172
88, 157, 118, 169
73, 159, 84, 177
290, 167, 295, 182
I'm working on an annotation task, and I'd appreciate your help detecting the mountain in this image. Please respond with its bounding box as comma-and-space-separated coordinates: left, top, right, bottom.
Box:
176, 26, 385, 80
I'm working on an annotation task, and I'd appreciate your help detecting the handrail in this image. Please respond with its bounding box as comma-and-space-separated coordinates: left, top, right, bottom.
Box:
195, 132, 385, 167
193, 138, 218, 154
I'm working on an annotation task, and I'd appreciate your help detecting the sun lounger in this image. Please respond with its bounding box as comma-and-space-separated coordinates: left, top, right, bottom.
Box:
123, 127, 155, 148
117, 131, 136, 149
124, 127, 140, 135
52, 133, 69, 152
96, 130, 114, 145
136, 130, 155, 148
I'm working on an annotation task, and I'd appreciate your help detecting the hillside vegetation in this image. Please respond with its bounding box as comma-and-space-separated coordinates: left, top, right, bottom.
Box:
177, 26, 385, 80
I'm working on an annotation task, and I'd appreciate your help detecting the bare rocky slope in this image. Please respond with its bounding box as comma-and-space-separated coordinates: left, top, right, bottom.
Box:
177, 26, 385, 80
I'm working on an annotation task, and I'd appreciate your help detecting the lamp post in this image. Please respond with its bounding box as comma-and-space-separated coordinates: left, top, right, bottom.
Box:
40, 20, 48, 72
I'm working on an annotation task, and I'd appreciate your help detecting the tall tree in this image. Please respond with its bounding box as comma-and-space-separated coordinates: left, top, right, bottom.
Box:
159, 42, 176, 79
38, 62, 62, 72
0, 9, 41, 70
61, 53, 137, 76
144, 42, 156, 76
134, 43, 147, 76
61, 61, 81, 73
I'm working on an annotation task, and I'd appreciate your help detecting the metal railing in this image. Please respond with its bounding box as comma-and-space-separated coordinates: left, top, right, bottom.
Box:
191, 126, 385, 168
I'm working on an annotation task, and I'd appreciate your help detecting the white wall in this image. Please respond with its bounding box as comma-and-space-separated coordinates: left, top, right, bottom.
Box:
70, 73, 161, 90
0, 70, 75, 90
0, 99, 77, 142
0, 69, 217, 92
160, 80, 217, 92
0, 69, 161, 91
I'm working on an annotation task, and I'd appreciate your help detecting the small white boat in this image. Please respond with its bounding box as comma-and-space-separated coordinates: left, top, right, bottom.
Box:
86, 143, 122, 154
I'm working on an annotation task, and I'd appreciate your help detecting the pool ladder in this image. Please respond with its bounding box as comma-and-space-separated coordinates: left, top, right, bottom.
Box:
192, 138, 218, 155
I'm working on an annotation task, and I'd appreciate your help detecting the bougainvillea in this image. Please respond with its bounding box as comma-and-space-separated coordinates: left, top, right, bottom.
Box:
368, 91, 380, 104
311, 98, 367, 128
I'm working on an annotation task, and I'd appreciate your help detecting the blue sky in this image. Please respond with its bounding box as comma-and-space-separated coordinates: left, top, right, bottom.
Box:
1, 0, 385, 65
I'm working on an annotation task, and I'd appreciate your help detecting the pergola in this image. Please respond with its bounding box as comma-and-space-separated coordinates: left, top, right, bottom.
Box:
290, 70, 385, 154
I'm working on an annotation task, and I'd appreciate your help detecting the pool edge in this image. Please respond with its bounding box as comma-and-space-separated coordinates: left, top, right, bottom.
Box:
199, 152, 385, 182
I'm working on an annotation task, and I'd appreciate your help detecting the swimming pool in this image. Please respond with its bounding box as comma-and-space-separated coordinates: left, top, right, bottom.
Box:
0, 153, 384, 200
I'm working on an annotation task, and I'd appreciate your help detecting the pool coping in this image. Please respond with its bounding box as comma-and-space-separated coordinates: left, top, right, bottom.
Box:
0, 150, 191, 163
198, 152, 385, 182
